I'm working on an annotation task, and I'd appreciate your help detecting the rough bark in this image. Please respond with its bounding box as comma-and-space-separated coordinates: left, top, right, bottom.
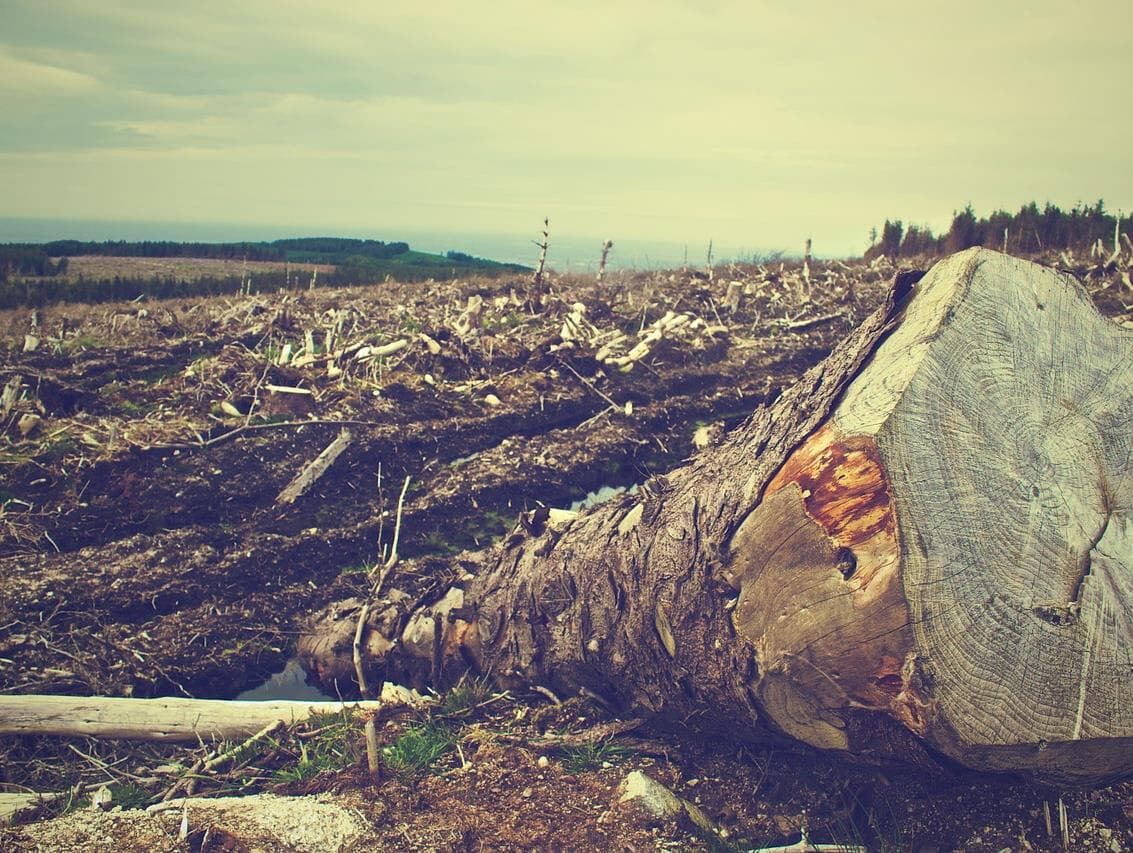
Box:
301, 249, 1133, 787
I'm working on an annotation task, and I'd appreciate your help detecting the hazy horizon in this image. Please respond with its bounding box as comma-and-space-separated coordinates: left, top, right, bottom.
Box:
3, 2, 1131, 257
0, 214, 770, 271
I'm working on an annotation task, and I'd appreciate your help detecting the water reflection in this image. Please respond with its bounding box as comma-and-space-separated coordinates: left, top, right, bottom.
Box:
235, 657, 331, 702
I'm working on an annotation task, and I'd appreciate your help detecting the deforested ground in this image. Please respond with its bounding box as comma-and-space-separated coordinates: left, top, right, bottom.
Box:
2, 253, 1132, 851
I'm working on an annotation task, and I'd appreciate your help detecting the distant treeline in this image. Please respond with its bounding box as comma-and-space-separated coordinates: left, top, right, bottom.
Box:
0, 237, 529, 308
0, 246, 71, 277
866, 200, 1124, 260
0, 236, 413, 273
0, 272, 298, 309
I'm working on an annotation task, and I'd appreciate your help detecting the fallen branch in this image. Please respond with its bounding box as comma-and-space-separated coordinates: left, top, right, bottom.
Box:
263, 384, 313, 396
774, 311, 843, 331
556, 357, 623, 414
0, 688, 428, 742
203, 719, 286, 771
275, 427, 354, 506
0, 784, 105, 823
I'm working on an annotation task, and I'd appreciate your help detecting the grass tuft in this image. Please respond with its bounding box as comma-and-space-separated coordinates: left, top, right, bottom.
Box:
439, 676, 494, 717
382, 720, 456, 778
108, 782, 152, 810
557, 740, 631, 774
271, 710, 361, 784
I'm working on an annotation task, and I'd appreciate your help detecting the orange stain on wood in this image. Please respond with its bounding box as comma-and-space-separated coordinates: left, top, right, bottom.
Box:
765, 422, 898, 593
766, 422, 896, 548
758, 421, 920, 722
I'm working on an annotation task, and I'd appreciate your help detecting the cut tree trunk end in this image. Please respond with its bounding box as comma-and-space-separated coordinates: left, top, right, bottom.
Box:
300, 249, 1133, 787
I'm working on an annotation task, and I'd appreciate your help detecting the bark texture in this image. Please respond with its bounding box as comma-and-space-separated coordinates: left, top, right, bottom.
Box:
301, 269, 920, 744
302, 249, 1133, 786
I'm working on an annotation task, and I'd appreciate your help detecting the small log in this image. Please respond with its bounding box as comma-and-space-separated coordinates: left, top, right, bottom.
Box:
1, 793, 54, 822
275, 427, 353, 506
263, 384, 313, 396
0, 687, 426, 742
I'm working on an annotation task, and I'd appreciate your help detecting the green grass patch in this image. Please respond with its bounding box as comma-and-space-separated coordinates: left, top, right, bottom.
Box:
271, 709, 362, 784
139, 363, 184, 384
118, 398, 154, 417
382, 720, 456, 778
107, 782, 153, 810
39, 435, 78, 461
337, 561, 374, 576
439, 676, 494, 717
557, 740, 632, 774
421, 508, 512, 556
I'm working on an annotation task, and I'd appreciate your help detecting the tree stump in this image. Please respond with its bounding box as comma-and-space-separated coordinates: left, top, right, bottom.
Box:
301, 248, 1133, 786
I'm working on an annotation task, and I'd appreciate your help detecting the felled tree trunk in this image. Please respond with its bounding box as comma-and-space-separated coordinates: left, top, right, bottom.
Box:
301, 248, 1133, 787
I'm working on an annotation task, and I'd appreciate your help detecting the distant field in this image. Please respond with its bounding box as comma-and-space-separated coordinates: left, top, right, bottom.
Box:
59, 255, 335, 282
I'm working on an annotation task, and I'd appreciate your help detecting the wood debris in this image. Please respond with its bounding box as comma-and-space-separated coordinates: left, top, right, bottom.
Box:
275, 427, 354, 506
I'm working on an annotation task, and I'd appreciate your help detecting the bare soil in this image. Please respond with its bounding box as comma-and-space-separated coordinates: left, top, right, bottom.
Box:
2, 253, 1132, 851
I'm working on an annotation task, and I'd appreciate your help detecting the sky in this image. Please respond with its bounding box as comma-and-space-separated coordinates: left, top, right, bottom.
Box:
1, 0, 1131, 259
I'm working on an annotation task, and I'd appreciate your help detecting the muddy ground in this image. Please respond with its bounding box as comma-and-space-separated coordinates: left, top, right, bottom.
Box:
2, 253, 1133, 850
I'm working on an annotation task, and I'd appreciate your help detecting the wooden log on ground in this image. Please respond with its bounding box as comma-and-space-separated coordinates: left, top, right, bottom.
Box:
275, 427, 353, 506
301, 248, 1133, 787
0, 688, 424, 742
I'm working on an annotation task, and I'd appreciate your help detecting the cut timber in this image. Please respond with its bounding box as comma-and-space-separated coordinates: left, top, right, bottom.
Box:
834, 248, 1133, 780
302, 249, 1133, 786
0, 686, 425, 741
744, 248, 1133, 783
741, 248, 1133, 783
275, 427, 353, 506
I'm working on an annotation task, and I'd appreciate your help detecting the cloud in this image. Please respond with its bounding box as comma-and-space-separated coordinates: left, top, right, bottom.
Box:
0, 47, 100, 95
0, 1, 1130, 256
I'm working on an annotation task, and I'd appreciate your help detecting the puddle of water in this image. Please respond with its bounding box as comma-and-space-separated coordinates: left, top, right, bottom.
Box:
235, 657, 334, 702
569, 483, 638, 513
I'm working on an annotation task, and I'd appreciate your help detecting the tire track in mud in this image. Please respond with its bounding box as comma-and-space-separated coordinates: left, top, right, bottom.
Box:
5, 340, 831, 556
